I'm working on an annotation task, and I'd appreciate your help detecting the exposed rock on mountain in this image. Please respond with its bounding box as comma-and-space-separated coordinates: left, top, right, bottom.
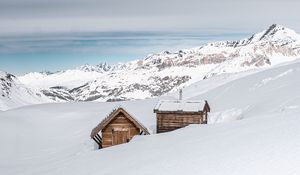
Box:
0, 71, 51, 110
1, 24, 299, 109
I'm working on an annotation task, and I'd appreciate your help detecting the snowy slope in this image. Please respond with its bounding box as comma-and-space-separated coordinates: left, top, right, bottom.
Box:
189, 59, 300, 123
19, 68, 107, 89
17, 24, 300, 103
0, 71, 52, 110
54, 111, 300, 175
1, 58, 300, 175
1, 24, 300, 110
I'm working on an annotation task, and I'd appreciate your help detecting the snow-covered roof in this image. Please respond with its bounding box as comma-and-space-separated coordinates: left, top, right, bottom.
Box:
154, 100, 207, 112
90, 107, 150, 138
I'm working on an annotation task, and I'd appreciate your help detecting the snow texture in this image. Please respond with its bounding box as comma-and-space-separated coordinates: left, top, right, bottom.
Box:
0, 71, 52, 110
8, 24, 300, 106
154, 100, 206, 112
1, 58, 300, 175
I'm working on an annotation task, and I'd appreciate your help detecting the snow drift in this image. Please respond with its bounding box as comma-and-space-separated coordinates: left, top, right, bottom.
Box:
1, 58, 300, 175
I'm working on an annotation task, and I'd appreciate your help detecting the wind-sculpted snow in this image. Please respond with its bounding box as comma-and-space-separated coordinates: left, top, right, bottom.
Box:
189, 60, 300, 123
1, 59, 300, 175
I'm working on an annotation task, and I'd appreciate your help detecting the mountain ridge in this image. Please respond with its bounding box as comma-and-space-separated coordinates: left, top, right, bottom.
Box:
1, 24, 300, 110
0, 71, 52, 110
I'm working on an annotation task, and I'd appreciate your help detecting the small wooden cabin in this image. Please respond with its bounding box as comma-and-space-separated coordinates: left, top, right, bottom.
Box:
154, 100, 210, 133
90, 107, 150, 149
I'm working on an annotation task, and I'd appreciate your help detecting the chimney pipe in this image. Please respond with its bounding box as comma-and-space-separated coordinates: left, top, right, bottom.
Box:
179, 89, 183, 101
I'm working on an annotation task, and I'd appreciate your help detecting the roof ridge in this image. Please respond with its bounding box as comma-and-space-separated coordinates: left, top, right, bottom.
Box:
90, 107, 149, 138
122, 108, 149, 134
154, 100, 208, 113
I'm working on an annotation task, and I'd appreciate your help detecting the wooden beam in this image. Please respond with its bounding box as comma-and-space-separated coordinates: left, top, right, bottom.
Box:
92, 137, 100, 145
94, 136, 101, 143
96, 134, 102, 142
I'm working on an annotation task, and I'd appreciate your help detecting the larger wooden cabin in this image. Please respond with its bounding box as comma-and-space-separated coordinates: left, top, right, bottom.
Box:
90, 107, 150, 149
154, 100, 210, 133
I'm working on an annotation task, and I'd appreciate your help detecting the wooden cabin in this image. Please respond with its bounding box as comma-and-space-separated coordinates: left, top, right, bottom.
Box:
154, 100, 210, 133
90, 107, 150, 149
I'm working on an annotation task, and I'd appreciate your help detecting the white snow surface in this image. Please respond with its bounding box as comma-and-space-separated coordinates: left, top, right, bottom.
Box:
12, 24, 300, 105
154, 100, 206, 112
190, 59, 300, 123
0, 71, 52, 110
18, 70, 105, 89
1, 58, 300, 175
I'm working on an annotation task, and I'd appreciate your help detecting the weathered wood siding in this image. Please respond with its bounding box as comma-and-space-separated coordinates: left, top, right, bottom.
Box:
156, 112, 206, 133
102, 112, 140, 148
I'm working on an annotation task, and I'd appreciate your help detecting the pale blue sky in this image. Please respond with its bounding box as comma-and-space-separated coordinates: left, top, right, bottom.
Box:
0, 32, 250, 75
0, 0, 299, 75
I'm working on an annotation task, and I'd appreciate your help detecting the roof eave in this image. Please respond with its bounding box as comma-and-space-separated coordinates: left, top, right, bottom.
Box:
154, 110, 203, 114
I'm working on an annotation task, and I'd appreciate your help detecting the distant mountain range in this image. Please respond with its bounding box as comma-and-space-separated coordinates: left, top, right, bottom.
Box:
0, 71, 51, 110
1, 24, 300, 110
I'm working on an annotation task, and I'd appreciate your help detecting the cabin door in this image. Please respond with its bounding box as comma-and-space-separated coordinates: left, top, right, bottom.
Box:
112, 128, 129, 145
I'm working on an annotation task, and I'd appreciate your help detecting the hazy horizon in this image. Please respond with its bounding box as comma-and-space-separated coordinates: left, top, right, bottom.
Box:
0, 30, 251, 75
1, 0, 299, 75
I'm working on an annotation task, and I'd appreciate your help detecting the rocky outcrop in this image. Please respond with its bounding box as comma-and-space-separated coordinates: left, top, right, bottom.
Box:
17, 24, 300, 103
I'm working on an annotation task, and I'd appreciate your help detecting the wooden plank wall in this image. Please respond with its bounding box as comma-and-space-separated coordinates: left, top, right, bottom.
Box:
157, 113, 206, 133
102, 113, 140, 148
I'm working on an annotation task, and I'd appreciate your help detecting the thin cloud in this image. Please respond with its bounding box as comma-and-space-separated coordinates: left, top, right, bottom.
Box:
0, 0, 299, 34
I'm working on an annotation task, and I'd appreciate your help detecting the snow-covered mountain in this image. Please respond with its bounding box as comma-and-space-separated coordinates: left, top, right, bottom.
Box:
1, 58, 300, 175
8, 24, 300, 106
0, 71, 52, 110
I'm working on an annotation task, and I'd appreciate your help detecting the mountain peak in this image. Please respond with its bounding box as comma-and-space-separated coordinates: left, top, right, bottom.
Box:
198, 24, 300, 49
259, 24, 284, 40
267, 24, 283, 31
257, 24, 299, 42
95, 62, 112, 72
0, 71, 15, 80
39, 71, 55, 75
78, 62, 112, 72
